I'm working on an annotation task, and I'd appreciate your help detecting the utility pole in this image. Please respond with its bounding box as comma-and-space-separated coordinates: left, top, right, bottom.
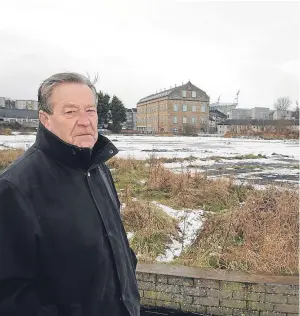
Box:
145, 102, 148, 134
157, 101, 160, 134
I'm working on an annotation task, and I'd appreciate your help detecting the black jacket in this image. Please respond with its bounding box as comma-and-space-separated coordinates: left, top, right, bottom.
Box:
0, 124, 140, 316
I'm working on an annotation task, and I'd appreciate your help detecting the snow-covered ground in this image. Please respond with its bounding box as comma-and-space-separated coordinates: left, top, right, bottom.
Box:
1, 133, 298, 160
108, 135, 299, 160
109, 135, 299, 188
1, 133, 299, 187
1, 133, 298, 263
0, 134, 36, 150
153, 202, 204, 262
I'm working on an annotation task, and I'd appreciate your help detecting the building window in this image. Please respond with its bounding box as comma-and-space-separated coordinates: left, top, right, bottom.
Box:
182, 90, 186, 98
201, 104, 206, 112
173, 104, 178, 112
192, 117, 196, 124
192, 105, 196, 112
182, 104, 188, 112
173, 128, 178, 133
192, 91, 196, 98
183, 117, 187, 124
173, 116, 178, 124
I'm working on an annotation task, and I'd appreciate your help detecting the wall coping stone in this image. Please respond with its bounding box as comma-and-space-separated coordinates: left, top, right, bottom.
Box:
136, 263, 299, 286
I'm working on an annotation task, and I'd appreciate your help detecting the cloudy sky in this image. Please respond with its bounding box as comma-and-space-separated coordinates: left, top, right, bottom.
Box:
0, 0, 299, 109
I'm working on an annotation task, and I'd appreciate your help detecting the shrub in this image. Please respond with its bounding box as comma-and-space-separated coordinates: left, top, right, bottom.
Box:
179, 187, 299, 275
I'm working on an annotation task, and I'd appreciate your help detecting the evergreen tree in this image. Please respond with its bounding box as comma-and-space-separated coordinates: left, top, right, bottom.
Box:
97, 91, 111, 126
110, 95, 126, 133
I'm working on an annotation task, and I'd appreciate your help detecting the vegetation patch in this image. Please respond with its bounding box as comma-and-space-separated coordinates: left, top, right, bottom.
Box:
2, 149, 298, 275
178, 187, 299, 275
122, 199, 179, 262
206, 154, 267, 162
288, 164, 300, 170
232, 165, 264, 170
0, 149, 24, 171
148, 155, 198, 164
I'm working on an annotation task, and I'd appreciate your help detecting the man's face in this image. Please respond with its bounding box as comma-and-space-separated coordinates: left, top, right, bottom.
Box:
39, 83, 98, 148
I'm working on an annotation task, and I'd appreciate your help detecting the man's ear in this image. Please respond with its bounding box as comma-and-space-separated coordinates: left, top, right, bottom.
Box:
39, 111, 50, 128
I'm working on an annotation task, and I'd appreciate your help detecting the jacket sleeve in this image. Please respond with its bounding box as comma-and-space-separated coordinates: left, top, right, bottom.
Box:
130, 248, 138, 270
0, 179, 41, 316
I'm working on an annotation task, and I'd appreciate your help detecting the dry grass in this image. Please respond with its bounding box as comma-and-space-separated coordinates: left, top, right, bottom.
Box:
148, 156, 198, 164
225, 129, 299, 140
146, 157, 251, 211
0, 149, 24, 170
122, 198, 179, 262
2, 150, 298, 275
0, 128, 12, 135
178, 187, 299, 275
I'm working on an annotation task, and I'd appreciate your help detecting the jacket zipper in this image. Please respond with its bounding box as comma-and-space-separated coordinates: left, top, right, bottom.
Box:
85, 169, 124, 300
96, 165, 119, 211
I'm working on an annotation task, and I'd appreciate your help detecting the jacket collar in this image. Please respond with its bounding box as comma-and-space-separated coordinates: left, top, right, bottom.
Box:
35, 123, 118, 170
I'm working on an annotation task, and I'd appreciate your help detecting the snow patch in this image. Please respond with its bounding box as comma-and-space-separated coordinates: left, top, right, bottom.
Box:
152, 202, 204, 262
127, 232, 134, 240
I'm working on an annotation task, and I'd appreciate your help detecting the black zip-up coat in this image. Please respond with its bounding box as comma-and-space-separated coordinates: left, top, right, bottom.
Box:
0, 124, 140, 316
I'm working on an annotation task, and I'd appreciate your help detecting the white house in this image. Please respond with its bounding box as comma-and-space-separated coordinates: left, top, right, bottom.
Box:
15, 100, 38, 110
273, 110, 293, 120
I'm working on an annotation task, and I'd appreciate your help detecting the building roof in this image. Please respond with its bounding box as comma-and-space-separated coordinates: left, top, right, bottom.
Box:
209, 109, 227, 119
137, 81, 209, 104
126, 108, 137, 113
0, 108, 38, 119
218, 119, 299, 126
209, 103, 237, 115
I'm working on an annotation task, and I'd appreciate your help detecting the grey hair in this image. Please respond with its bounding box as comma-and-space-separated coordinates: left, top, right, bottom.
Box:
38, 72, 98, 114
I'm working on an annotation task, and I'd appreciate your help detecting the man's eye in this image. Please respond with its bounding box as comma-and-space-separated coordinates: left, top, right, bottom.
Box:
87, 109, 96, 112
66, 110, 76, 114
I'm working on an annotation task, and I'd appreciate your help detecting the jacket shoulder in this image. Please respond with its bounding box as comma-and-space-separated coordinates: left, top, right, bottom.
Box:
0, 146, 43, 184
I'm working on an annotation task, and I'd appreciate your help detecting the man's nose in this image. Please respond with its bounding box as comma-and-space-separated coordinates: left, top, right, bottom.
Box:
76, 112, 91, 126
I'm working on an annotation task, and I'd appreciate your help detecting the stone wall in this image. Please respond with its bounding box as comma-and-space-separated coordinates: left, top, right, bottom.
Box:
137, 263, 299, 316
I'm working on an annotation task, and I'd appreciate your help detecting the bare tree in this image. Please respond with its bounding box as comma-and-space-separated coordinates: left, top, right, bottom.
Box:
274, 97, 292, 110
294, 101, 299, 120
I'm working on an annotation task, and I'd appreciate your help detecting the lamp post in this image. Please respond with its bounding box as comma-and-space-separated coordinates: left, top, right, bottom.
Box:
261, 112, 264, 131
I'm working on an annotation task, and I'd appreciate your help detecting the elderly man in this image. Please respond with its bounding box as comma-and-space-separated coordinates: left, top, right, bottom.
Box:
0, 73, 140, 316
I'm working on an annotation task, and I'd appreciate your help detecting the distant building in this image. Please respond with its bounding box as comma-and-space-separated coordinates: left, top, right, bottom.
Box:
209, 102, 237, 115
273, 110, 293, 120
217, 119, 298, 135
124, 108, 137, 130
209, 109, 227, 133
227, 108, 252, 120
15, 100, 38, 110
137, 81, 209, 134
269, 110, 275, 120
0, 108, 39, 127
0, 97, 5, 107
251, 107, 270, 120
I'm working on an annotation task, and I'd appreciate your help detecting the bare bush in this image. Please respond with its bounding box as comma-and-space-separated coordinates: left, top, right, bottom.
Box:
180, 187, 299, 275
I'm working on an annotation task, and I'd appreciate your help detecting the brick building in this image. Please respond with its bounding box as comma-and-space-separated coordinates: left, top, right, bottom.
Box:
136, 81, 209, 134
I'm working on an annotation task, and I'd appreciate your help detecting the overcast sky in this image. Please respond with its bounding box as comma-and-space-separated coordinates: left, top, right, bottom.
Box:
0, 0, 299, 109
